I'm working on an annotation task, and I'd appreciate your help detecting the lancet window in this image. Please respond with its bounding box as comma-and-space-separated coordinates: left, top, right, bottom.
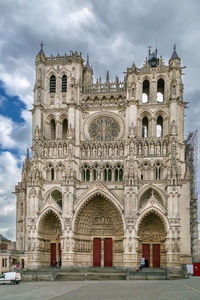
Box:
157, 78, 164, 102
62, 118, 68, 138
51, 167, 54, 181
50, 119, 56, 139
50, 75, 56, 93
104, 164, 112, 181
114, 164, 123, 181
142, 116, 148, 138
155, 162, 162, 180
82, 165, 90, 182
142, 80, 150, 103
62, 75, 67, 92
156, 115, 163, 137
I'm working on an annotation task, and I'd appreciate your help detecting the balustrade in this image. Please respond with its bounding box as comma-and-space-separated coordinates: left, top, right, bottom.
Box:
81, 141, 125, 159
136, 138, 168, 157
39, 140, 74, 158
82, 81, 125, 94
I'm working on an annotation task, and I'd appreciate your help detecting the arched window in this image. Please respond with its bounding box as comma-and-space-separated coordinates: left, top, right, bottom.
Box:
50, 119, 56, 139
86, 169, 90, 182
142, 80, 150, 103
93, 169, 97, 181
50, 75, 56, 93
157, 79, 164, 102
108, 169, 112, 181
104, 164, 112, 181
119, 169, 123, 181
156, 115, 163, 137
51, 168, 54, 181
142, 116, 148, 138
114, 164, 123, 181
82, 165, 90, 182
62, 119, 68, 138
115, 169, 119, 181
62, 75, 67, 92
155, 163, 161, 180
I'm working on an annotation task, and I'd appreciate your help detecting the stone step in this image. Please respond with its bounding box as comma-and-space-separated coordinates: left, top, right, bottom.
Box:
58, 267, 127, 273
127, 269, 167, 280
55, 272, 126, 281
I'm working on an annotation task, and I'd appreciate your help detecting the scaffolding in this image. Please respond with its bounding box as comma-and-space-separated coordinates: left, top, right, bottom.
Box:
185, 129, 199, 258
185, 129, 198, 199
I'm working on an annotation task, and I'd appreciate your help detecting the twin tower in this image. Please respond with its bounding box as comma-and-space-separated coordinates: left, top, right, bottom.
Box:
15, 44, 198, 269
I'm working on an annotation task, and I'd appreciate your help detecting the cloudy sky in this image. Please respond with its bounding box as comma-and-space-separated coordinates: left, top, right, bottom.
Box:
0, 0, 200, 240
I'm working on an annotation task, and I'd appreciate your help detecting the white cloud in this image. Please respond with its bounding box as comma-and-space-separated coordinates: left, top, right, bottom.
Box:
0, 151, 22, 240
0, 115, 16, 148
0, 113, 32, 151
0, 63, 33, 109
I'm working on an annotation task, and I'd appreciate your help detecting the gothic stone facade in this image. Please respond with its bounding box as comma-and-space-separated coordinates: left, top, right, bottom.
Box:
15, 46, 198, 269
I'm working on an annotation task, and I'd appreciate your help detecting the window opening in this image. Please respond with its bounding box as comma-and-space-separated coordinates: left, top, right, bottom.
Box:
156, 116, 163, 137
62, 75, 67, 92
50, 75, 56, 93
51, 168, 54, 181
50, 119, 56, 139
142, 80, 150, 103
86, 169, 90, 181
142, 116, 148, 138
157, 79, 164, 102
62, 119, 68, 138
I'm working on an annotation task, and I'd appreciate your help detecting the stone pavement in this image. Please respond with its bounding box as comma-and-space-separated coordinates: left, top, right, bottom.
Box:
1, 278, 200, 300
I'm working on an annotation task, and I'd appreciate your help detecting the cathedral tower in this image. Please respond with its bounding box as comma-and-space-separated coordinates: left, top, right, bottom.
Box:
15, 44, 198, 269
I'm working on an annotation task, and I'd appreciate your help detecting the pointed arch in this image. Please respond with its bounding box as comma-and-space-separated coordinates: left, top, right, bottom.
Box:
73, 188, 124, 232
37, 207, 64, 232
138, 185, 167, 209
135, 207, 170, 233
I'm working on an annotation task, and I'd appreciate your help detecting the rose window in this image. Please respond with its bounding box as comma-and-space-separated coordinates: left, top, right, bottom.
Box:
89, 117, 120, 141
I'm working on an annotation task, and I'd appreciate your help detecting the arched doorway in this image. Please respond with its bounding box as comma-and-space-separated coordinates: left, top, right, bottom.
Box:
137, 211, 167, 268
74, 195, 124, 267
38, 210, 62, 267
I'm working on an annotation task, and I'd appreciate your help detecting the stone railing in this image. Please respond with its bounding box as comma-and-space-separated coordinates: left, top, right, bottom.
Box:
82, 81, 125, 94
81, 141, 125, 159
135, 137, 169, 157
34, 139, 74, 158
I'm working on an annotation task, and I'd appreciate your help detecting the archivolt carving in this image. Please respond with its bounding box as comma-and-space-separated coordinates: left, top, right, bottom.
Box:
138, 211, 166, 242
38, 210, 62, 241
74, 195, 124, 237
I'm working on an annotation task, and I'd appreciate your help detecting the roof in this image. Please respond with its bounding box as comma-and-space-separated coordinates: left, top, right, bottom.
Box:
0, 234, 10, 242
170, 44, 180, 60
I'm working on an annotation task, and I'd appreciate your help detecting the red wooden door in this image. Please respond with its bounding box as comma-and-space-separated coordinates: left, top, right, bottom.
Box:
51, 243, 56, 267
142, 244, 150, 267
59, 243, 62, 267
153, 244, 160, 268
93, 238, 101, 267
104, 238, 112, 267
194, 263, 200, 276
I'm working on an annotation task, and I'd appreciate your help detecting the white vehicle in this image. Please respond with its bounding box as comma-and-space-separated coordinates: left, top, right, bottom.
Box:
0, 272, 21, 284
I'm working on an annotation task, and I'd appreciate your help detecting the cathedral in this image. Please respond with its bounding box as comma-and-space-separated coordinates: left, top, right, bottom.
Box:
15, 44, 198, 269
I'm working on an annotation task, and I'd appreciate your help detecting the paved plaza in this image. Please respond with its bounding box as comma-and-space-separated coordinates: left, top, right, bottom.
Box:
0, 278, 200, 300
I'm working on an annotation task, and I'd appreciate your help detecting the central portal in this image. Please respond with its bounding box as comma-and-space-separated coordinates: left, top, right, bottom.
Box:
74, 194, 124, 266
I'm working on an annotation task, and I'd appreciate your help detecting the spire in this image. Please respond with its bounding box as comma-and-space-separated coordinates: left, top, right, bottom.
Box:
106, 71, 110, 82
170, 44, 179, 60
86, 54, 90, 67
36, 41, 46, 63
39, 41, 45, 55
